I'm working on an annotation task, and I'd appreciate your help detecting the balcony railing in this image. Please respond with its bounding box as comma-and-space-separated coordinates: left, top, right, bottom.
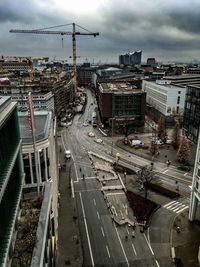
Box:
0, 140, 22, 203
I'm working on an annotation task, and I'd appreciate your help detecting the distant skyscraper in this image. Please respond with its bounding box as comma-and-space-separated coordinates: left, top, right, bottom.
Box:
119, 55, 124, 65
119, 51, 142, 66
130, 51, 142, 65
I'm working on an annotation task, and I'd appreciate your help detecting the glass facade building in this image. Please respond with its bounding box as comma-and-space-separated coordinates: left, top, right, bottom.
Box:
0, 96, 25, 266
183, 85, 200, 141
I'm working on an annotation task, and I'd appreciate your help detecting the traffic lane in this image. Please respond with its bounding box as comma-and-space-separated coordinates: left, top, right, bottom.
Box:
92, 189, 158, 266
149, 207, 175, 259
156, 173, 191, 193
90, 189, 133, 266
77, 190, 112, 266
77, 183, 134, 266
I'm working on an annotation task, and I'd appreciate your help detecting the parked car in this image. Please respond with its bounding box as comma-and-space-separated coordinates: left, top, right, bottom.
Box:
60, 122, 67, 127
177, 165, 191, 172
132, 140, 144, 146
166, 139, 173, 144
152, 138, 163, 145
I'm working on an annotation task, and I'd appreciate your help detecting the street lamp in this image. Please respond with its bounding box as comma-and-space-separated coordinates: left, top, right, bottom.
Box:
111, 118, 114, 155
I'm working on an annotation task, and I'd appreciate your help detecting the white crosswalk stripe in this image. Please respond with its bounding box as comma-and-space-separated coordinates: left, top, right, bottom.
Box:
163, 200, 189, 214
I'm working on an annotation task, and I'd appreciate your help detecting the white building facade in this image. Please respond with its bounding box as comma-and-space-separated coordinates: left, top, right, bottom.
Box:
142, 80, 186, 117
19, 110, 59, 240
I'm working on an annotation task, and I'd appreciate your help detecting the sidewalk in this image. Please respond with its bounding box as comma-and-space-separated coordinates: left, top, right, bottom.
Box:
172, 208, 200, 267
56, 157, 83, 267
113, 137, 200, 267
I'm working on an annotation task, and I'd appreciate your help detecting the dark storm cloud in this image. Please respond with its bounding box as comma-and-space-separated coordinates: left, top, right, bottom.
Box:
0, 0, 200, 62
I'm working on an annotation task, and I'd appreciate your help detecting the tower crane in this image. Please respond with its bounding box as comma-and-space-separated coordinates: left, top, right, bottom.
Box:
10, 23, 99, 97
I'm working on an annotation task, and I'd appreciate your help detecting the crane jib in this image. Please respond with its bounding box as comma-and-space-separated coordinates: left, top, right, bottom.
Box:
10, 29, 99, 36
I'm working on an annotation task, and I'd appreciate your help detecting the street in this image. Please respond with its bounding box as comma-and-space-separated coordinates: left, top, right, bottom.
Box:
57, 88, 191, 267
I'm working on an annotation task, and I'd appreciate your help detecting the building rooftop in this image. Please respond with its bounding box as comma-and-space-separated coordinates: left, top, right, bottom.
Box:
164, 74, 200, 80
0, 96, 17, 128
188, 83, 200, 89
18, 110, 52, 144
100, 82, 140, 93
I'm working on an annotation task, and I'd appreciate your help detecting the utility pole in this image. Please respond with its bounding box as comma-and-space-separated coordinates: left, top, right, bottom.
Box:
111, 118, 114, 155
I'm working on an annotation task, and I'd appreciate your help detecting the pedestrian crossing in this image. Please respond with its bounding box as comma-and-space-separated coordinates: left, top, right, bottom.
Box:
163, 200, 189, 214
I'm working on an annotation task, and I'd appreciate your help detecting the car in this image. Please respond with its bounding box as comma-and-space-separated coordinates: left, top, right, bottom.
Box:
88, 132, 95, 137
83, 122, 89, 127
64, 150, 71, 159
152, 138, 163, 145
66, 121, 72, 126
166, 139, 173, 144
177, 165, 191, 172
132, 140, 144, 146
95, 138, 103, 144
60, 122, 67, 127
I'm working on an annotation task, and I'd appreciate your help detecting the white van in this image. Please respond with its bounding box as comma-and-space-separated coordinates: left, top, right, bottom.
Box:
132, 140, 144, 146
65, 150, 71, 159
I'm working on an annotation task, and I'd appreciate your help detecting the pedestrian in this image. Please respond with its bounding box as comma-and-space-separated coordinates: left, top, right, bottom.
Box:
176, 226, 180, 233
83, 174, 85, 180
132, 231, 135, 238
80, 168, 82, 172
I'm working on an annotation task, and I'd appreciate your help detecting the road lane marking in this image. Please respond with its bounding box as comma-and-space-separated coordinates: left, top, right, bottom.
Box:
93, 199, 96, 206
126, 226, 129, 234
162, 169, 168, 174
163, 201, 177, 208
176, 206, 189, 213
79, 176, 97, 180
97, 211, 100, 220
71, 179, 75, 198
106, 192, 125, 196
155, 259, 160, 267
168, 203, 184, 211
106, 245, 111, 258
114, 223, 130, 266
170, 204, 185, 212
144, 234, 154, 255
101, 226, 105, 237
131, 243, 137, 256
79, 192, 95, 267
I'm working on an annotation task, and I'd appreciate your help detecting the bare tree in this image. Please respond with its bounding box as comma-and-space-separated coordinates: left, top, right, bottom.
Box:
172, 120, 181, 149
157, 116, 167, 142
176, 136, 190, 163
149, 140, 158, 155
137, 165, 156, 201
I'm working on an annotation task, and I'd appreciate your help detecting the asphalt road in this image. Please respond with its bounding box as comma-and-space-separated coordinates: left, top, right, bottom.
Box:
58, 88, 192, 267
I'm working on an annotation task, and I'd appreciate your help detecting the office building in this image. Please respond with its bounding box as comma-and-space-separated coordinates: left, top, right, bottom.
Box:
0, 96, 25, 266
183, 84, 200, 141
130, 51, 142, 65
97, 82, 146, 132
189, 130, 200, 221
142, 80, 186, 123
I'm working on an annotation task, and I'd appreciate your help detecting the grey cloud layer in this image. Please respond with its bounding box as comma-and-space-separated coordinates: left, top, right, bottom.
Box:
0, 0, 199, 61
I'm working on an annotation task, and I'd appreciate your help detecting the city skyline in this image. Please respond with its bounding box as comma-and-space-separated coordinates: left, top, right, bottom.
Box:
0, 0, 200, 63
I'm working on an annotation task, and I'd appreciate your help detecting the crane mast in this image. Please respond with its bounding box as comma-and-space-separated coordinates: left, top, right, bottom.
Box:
10, 23, 99, 98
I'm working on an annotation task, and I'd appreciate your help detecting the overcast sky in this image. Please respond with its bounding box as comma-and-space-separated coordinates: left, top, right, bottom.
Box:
1, 0, 200, 63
